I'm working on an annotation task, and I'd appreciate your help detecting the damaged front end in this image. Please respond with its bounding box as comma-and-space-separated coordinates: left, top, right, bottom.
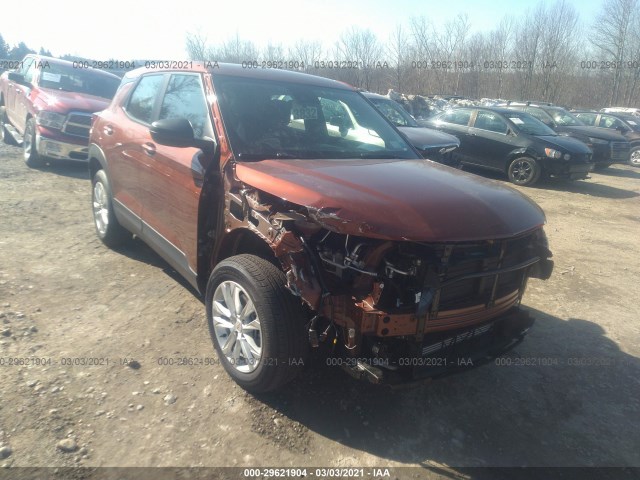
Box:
223, 184, 554, 385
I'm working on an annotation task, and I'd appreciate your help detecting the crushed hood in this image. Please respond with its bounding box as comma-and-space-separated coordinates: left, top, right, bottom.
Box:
235, 158, 546, 241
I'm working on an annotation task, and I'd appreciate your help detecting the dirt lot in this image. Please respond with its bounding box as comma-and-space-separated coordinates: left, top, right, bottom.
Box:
0, 140, 639, 476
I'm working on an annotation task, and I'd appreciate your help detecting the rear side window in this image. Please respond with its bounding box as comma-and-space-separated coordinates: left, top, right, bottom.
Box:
127, 74, 164, 124
440, 109, 472, 126
158, 74, 212, 139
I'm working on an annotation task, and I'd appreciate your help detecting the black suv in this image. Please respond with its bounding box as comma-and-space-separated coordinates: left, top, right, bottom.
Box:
362, 92, 460, 162
500, 102, 631, 169
428, 107, 593, 185
572, 110, 640, 166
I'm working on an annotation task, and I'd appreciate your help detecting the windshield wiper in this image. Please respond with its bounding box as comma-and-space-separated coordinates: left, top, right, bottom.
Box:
236, 152, 299, 161
357, 152, 405, 159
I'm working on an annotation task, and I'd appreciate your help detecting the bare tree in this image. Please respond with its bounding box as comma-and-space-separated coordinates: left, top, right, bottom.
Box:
288, 40, 323, 71
539, 0, 580, 102
591, 0, 639, 104
185, 31, 209, 61
387, 24, 409, 92
335, 27, 383, 90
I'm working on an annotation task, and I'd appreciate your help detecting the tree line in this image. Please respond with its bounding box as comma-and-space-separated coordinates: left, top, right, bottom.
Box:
185, 0, 640, 109
2, 0, 639, 109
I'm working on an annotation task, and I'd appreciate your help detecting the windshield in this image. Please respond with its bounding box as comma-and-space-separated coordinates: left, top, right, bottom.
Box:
213, 76, 418, 160
368, 97, 418, 127
506, 112, 557, 136
37, 64, 120, 99
545, 107, 584, 127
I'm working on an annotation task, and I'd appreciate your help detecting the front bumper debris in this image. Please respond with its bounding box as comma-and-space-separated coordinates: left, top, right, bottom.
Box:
339, 307, 535, 386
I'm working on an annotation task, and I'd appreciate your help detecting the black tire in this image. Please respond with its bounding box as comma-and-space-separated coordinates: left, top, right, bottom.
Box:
0, 106, 17, 146
206, 254, 308, 393
507, 156, 541, 186
629, 147, 640, 167
23, 118, 44, 168
593, 163, 613, 170
91, 169, 129, 247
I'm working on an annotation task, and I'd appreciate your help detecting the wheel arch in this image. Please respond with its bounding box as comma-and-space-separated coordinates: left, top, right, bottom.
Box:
197, 226, 277, 295
88, 143, 109, 181
505, 147, 538, 172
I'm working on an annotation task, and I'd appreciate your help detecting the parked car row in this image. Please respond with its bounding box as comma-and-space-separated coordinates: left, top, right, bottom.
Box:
571, 109, 640, 166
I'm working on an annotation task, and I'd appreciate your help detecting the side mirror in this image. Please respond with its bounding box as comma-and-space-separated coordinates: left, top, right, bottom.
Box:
8, 72, 29, 87
616, 125, 627, 134
150, 118, 215, 153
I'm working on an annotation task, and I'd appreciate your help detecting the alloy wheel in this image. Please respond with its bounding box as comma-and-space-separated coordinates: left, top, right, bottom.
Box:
211, 280, 262, 373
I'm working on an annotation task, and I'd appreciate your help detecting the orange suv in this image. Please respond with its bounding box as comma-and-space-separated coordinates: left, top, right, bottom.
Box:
89, 63, 553, 392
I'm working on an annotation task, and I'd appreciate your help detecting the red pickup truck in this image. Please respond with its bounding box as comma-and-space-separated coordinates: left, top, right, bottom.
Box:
0, 55, 120, 167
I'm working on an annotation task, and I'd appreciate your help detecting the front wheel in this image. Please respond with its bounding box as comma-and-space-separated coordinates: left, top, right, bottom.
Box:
206, 254, 308, 393
23, 118, 44, 168
630, 148, 640, 167
508, 157, 541, 186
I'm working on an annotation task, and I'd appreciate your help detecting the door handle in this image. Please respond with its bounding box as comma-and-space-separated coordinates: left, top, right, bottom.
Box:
142, 142, 156, 156
103, 125, 114, 136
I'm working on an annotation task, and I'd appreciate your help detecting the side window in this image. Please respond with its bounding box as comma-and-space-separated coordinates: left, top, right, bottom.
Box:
576, 113, 597, 126
158, 74, 211, 139
441, 109, 472, 126
474, 111, 508, 134
126, 74, 165, 124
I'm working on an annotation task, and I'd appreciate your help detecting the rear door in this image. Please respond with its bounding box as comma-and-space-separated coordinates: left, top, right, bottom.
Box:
107, 73, 166, 229
467, 110, 513, 170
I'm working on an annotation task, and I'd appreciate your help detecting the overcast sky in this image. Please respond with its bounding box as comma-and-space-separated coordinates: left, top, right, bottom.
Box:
2, 0, 602, 60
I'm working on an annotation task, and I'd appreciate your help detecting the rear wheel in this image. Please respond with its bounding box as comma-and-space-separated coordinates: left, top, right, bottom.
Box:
0, 106, 17, 146
92, 169, 129, 247
630, 148, 640, 167
507, 157, 541, 186
206, 254, 308, 393
23, 118, 44, 168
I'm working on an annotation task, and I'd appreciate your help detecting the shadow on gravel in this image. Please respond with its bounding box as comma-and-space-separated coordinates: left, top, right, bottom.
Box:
460, 165, 639, 199
114, 237, 202, 299
253, 307, 640, 470
533, 177, 639, 199
37, 160, 90, 180
592, 166, 640, 180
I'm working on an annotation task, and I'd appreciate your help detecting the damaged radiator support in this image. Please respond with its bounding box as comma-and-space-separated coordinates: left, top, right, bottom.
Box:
413, 242, 540, 342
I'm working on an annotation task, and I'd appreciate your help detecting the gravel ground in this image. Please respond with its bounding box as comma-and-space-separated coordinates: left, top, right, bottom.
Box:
0, 140, 639, 477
